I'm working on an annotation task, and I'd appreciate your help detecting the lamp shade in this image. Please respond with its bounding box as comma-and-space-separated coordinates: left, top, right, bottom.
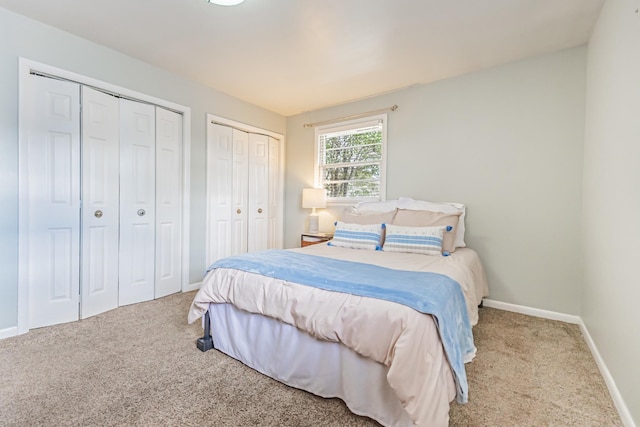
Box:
302, 188, 327, 209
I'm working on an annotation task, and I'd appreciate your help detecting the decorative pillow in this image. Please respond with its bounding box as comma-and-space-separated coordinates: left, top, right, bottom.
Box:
397, 197, 466, 248
340, 209, 397, 225
328, 221, 384, 250
393, 209, 462, 254
383, 224, 449, 256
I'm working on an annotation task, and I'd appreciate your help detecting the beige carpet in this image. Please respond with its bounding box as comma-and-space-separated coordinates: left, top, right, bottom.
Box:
0, 291, 622, 426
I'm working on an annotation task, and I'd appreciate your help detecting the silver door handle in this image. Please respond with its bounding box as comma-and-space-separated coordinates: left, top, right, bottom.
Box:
137, 209, 146, 216
94, 210, 103, 218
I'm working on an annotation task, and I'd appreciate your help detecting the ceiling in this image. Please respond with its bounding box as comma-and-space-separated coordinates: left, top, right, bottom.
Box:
0, 0, 604, 116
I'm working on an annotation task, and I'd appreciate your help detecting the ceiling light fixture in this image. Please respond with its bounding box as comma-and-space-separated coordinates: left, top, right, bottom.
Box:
207, 0, 245, 5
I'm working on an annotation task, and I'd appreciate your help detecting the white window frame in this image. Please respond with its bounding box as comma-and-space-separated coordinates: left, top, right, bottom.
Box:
314, 113, 387, 205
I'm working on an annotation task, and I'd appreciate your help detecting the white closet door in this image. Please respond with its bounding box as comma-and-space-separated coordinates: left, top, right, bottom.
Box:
248, 133, 269, 253
232, 129, 249, 256
155, 107, 183, 298
206, 119, 284, 267
206, 123, 233, 265
26, 76, 81, 329
206, 124, 250, 264
118, 99, 156, 306
80, 86, 120, 319
267, 136, 282, 249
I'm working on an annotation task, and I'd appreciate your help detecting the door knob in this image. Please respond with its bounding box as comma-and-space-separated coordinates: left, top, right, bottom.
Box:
236, 209, 241, 214
94, 210, 103, 218
137, 209, 146, 216
257, 208, 263, 213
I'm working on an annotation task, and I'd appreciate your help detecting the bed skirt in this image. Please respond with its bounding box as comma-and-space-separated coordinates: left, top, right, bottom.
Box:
208, 303, 414, 427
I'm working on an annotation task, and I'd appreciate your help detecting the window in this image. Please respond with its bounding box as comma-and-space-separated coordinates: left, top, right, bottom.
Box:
315, 114, 387, 204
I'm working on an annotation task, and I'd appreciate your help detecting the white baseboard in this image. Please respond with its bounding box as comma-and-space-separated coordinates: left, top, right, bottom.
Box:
578, 320, 637, 427
0, 326, 18, 340
484, 298, 636, 427
183, 281, 201, 293
482, 298, 581, 324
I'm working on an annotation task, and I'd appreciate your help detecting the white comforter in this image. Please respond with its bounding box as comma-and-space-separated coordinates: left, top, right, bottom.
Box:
188, 245, 489, 427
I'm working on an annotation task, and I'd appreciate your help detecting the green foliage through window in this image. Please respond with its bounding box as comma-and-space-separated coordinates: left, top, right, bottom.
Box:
316, 117, 386, 201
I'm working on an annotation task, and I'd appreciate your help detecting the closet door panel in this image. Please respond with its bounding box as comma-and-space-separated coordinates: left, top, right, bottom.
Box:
155, 107, 183, 297
26, 76, 81, 328
268, 136, 281, 249
248, 133, 269, 253
119, 99, 156, 306
232, 129, 249, 256
80, 87, 120, 319
206, 124, 233, 265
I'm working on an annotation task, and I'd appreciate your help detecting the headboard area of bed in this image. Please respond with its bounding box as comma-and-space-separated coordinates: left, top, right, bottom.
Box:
337, 197, 467, 255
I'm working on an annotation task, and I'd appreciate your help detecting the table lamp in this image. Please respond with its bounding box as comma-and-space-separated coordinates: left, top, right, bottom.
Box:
302, 188, 327, 234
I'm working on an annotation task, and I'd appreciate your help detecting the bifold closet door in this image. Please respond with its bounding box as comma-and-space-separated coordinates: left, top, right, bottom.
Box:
24, 77, 184, 329
205, 124, 248, 265
25, 76, 81, 329
155, 107, 183, 298
231, 129, 249, 256
80, 86, 120, 319
118, 99, 156, 306
206, 121, 285, 265
248, 133, 269, 253
267, 136, 281, 249
206, 123, 232, 265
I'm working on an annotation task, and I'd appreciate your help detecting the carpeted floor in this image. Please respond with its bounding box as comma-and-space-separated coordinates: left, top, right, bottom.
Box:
0, 291, 622, 426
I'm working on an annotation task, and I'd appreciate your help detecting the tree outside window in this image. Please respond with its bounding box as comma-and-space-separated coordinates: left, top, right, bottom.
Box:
315, 114, 387, 203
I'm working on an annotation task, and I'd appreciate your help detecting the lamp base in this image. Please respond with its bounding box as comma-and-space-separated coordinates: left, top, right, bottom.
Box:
308, 214, 319, 234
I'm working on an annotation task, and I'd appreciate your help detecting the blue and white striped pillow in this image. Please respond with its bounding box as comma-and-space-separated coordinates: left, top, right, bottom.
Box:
382, 224, 450, 256
328, 221, 383, 250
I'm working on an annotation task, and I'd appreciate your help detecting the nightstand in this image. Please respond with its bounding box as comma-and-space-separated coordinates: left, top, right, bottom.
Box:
301, 233, 333, 247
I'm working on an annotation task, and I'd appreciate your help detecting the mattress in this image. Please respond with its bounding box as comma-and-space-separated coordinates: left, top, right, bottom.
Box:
209, 302, 416, 426
189, 245, 489, 426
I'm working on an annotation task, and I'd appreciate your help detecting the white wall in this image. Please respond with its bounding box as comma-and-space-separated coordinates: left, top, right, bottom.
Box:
286, 47, 586, 315
0, 7, 286, 331
583, 0, 640, 424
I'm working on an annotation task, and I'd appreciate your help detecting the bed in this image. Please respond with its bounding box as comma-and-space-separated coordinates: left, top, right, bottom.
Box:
188, 198, 489, 427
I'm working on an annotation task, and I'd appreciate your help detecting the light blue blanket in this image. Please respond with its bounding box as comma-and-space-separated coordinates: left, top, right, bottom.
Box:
207, 249, 474, 403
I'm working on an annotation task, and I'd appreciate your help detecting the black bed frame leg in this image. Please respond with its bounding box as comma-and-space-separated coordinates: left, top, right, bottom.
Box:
196, 311, 214, 352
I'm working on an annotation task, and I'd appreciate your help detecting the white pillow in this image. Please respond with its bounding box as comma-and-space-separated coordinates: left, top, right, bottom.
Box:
328, 221, 384, 250
340, 209, 397, 225
383, 224, 447, 256
354, 199, 399, 213
397, 197, 466, 248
